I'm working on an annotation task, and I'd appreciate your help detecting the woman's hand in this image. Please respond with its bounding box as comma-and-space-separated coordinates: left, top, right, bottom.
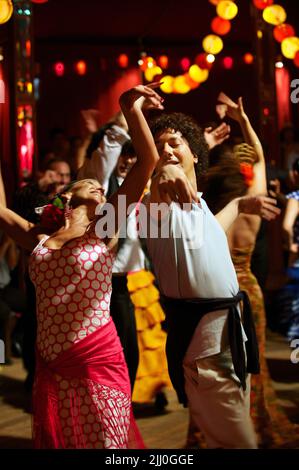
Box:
238, 195, 281, 221
119, 83, 164, 113
217, 92, 247, 123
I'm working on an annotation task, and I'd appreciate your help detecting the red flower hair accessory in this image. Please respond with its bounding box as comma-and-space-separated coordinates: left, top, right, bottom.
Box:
239, 162, 254, 187
39, 204, 64, 232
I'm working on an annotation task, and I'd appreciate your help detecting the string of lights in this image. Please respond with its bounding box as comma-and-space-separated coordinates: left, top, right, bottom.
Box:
253, 0, 299, 67
1, 1, 299, 91
142, 0, 240, 94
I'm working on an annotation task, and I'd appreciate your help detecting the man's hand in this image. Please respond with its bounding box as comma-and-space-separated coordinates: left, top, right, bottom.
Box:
239, 195, 281, 221
204, 122, 231, 149
151, 164, 198, 205
141, 95, 163, 117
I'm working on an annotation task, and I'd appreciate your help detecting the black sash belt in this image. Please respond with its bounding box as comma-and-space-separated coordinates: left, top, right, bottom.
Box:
161, 291, 260, 406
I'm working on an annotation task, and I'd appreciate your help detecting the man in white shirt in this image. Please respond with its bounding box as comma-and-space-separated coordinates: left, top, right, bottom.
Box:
140, 111, 280, 448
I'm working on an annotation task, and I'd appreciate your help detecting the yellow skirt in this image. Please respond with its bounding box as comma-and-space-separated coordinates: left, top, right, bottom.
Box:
127, 270, 172, 403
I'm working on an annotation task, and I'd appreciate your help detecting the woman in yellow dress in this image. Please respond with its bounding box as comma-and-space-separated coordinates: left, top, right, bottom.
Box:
128, 269, 172, 408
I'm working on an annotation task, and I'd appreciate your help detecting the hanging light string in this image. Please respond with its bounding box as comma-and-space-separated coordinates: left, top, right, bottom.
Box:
141, 0, 239, 94
253, 0, 299, 67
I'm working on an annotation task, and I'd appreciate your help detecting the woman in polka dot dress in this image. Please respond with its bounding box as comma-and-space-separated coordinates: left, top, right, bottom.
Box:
0, 84, 163, 448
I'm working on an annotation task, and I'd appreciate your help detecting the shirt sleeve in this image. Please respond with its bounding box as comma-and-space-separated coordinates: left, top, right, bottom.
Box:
77, 125, 129, 194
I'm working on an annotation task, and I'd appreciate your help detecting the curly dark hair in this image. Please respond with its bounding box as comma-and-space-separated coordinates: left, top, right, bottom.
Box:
150, 112, 209, 178
200, 158, 248, 215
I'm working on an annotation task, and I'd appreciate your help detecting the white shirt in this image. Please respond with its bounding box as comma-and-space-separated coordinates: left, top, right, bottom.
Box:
145, 194, 244, 359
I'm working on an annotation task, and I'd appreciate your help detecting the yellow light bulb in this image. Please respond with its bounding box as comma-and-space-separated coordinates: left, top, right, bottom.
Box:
202, 35, 223, 55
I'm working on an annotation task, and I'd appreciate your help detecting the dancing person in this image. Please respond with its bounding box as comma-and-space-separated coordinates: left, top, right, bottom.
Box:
0, 84, 163, 448
202, 93, 299, 448
135, 110, 280, 448
77, 117, 141, 391
78, 107, 174, 395
127, 267, 172, 410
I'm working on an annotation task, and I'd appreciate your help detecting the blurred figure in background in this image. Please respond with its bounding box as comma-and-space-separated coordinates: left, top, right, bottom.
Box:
202, 92, 299, 448
0, 232, 27, 364
280, 124, 299, 172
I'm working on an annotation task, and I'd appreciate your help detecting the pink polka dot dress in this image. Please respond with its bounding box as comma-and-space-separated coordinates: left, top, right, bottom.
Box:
29, 230, 133, 449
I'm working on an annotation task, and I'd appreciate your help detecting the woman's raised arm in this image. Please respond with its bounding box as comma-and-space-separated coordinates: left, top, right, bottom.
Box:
217, 93, 267, 196
98, 84, 163, 240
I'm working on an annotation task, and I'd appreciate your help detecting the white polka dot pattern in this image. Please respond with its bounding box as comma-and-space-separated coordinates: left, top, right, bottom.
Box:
29, 232, 114, 362
30, 233, 133, 449
55, 377, 131, 448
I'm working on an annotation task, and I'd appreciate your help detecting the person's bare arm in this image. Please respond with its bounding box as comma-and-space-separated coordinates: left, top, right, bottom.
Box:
217, 93, 267, 196
0, 234, 10, 261
0, 206, 40, 251
0, 164, 39, 251
216, 195, 280, 233
96, 84, 163, 243
0, 162, 7, 207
